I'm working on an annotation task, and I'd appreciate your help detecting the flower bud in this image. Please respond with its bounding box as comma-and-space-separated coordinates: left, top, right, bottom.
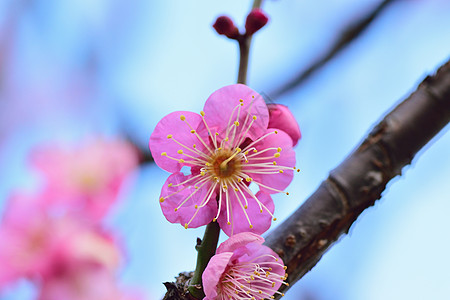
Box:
213, 16, 239, 39
268, 103, 301, 146
245, 9, 269, 35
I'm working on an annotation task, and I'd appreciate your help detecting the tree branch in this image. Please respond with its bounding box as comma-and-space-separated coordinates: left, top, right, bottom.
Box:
264, 59, 450, 298
270, 0, 397, 98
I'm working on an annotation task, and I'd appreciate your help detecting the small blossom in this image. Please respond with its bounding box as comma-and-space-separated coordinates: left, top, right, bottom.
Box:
213, 16, 239, 39
30, 137, 138, 221
202, 232, 288, 300
245, 9, 269, 35
149, 84, 297, 236
267, 104, 301, 146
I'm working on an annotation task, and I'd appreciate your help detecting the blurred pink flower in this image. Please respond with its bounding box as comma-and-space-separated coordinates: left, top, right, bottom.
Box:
202, 232, 287, 300
0, 193, 62, 286
267, 104, 301, 147
0, 192, 122, 288
30, 138, 138, 220
38, 261, 129, 300
149, 84, 296, 236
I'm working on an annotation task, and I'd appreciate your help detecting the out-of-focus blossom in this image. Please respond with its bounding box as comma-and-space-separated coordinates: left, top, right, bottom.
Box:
202, 232, 287, 300
38, 261, 128, 300
245, 9, 269, 35
267, 104, 301, 147
213, 16, 239, 39
0, 192, 122, 287
149, 84, 296, 236
30, 138, 138, 220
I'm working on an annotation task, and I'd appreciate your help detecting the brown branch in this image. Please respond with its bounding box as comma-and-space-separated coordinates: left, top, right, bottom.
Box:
270, 0, 398, 99
264, 59, 450, 298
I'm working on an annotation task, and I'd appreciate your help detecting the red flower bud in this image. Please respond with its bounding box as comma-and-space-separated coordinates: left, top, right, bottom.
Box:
213, 16, 239, 39
267, 104, 301, 146
245, 9, 269, 35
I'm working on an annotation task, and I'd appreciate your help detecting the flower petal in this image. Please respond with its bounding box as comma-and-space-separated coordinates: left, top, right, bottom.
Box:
149, 111, 209, 173
159, 172, 217, 229
249, 129, 295, 194
202, 252, 233, 299
202, 84, 269, 143
216, 232, 264, 254
217, 191, 274, 237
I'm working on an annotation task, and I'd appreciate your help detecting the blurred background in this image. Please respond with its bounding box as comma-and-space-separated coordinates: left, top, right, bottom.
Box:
0, 0, 449, 299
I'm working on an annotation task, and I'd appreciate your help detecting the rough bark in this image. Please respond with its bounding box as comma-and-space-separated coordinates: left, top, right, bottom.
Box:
264, 59, 450, 297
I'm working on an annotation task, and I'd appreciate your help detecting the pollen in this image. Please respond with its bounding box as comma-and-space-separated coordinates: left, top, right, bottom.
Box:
180, 115, 186, 121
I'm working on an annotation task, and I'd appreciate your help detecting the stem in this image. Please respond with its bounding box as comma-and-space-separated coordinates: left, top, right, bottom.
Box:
188, 221, 220, 299
236, 0, 264, 84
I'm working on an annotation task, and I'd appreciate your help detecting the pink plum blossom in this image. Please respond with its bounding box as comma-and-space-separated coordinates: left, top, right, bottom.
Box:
30, 137, 138, 221
267, 104, 301, 147
0, 193, 65, 286
149, 84, 296, 236
0, 192, 122, 289
202, 232, 287, 300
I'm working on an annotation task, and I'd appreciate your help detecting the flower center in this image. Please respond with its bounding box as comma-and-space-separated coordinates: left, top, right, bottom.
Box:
209, 149, 242, 179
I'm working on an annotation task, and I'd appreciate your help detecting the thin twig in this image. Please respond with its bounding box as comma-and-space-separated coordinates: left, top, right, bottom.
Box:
265, 59, 450, 298
270, 0, 398, 98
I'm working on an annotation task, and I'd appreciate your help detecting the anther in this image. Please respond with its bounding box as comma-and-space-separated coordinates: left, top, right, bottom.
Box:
177, 150, 183, 154
283, 266, 287, 270
168, 183, 173, 187
159, 197, 164, 203
273, 217, 277, 221
167, 134, 173, 139
274, 130, 278, 134
234, 121, 240, 126
213, 218, 217, 222
180, 115, 186, 121
193, 144, 196, 148
161, 152, 167, 156
252, 115, 257, 120
286, 192, 290, 196
274, 153, 281, 158
279, 170, 284, 173
190, 130, 196, 134
244, 205, 248, 209
249, 225, 253, 229
277, 147, 282, 152
179, 159, 185, 163
227, 221, 231, 225
200, 111, 205, 116
174, 208, 178, 212
239, 99, 243, 103
194, 205, 198, 209
184, 223, 188, 229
